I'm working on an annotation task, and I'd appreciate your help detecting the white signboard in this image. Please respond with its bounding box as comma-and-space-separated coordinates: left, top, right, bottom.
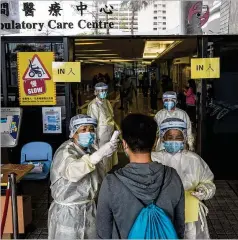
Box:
42, 107, 62, 134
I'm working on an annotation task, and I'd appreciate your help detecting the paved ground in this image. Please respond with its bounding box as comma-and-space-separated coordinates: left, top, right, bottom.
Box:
17, 91, 238, 239
21, 174, 238, 239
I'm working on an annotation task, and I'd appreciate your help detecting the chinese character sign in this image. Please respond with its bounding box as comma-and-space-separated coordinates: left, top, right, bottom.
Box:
22, 2, 36, 17
52, 62, 81, 82
17, 52, 56, 106
1, 2, 9, 16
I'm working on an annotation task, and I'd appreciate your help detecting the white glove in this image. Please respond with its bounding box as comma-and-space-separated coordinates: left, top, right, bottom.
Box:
191, 188, 206, 201
89, 138, 119, 165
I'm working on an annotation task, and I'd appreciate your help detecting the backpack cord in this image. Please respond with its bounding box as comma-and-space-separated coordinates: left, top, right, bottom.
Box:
112, 165, 167, 238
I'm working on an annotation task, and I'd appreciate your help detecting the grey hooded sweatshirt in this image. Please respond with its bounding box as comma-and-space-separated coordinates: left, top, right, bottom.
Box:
96, 162, 185, 239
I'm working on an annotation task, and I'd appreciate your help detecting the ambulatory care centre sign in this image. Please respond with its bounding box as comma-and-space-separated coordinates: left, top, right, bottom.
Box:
1, 0, 232, 36
1, 1, 115, 35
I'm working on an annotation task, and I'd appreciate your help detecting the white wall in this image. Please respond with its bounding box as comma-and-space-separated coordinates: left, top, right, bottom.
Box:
138, 5, 154, 33
165, 1, 182, 34
202, 0, 221, 34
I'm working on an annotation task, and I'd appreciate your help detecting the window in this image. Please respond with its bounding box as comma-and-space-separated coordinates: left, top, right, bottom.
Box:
163, 11, 166, 14
154, 4, 157, 7
163, 17, 166, 19
163, 27, 166, 30
154, 11, 157, 14
153, 22, 157, 25
153, 28, 157, 30
154, 16, 157, 19
163, 22, 166, 25
162, 4, 166, 7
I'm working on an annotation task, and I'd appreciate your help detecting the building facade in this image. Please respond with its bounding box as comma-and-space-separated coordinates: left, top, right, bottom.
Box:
202, 0, 221, 34
220, 0, 238, 34
152, 1, 167, 33
97, 1, 139, 34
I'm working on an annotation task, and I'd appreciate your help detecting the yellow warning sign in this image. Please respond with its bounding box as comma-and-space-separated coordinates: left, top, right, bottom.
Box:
191, 58, 220, 79
17, 52, 56, 106
52, 62, 81, 82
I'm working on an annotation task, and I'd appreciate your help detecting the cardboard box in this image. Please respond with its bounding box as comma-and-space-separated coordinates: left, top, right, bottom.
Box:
1, 195, 32, 234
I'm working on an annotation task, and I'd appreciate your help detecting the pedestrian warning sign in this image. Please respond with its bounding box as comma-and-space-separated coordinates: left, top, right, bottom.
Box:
18, 52, 56, 106
191, 58, 220, 79
52, 62, 81, 82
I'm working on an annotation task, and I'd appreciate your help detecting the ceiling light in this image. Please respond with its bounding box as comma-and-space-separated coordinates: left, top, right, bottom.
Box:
76, 57, 119, 59
143, 40, 174, 59
75, 42, 103, 45
75, 39, 108, 41
76, 50, 112, 52
76, 54, 118, 56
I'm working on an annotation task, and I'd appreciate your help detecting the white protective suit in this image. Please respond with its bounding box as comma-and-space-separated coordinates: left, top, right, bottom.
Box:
151, 150, 216, 239
154, 108, 194, 151
87, 97, 118, 173
48, 140, 105, 239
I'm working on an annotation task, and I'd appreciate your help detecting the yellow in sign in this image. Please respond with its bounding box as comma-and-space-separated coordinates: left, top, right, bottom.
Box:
52, 62, 81, 82
191, 58, 220, 79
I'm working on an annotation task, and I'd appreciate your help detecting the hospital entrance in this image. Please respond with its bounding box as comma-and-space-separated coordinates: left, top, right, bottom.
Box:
1, 34, 238, 239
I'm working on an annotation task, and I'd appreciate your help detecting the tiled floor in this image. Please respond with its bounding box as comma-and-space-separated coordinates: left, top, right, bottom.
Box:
206, 180, 238, 239
22, 179, 238, 239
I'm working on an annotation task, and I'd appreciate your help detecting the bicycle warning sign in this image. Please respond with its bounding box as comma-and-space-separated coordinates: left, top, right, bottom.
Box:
18, 52, 56, 106
23, 55, 51, 80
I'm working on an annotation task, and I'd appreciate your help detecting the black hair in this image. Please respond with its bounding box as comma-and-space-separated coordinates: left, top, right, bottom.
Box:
121, 114, 157, 153
188, 79, 197, 94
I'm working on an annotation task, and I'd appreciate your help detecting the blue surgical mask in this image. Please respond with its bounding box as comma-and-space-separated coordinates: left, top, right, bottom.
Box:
78, 132, 95, 148
163, 141, 184, 153
99, 92, 107, 99
164, 101, 175, 111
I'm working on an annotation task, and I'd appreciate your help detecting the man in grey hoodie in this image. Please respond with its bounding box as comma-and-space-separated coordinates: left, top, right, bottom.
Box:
96, 114, 185, 239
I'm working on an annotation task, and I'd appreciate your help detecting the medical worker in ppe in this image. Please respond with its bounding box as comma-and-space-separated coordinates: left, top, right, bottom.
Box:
154, 91, 194, 151
48, 114, 119, 239
87, 82, 119, 173
152, 117, 216, 239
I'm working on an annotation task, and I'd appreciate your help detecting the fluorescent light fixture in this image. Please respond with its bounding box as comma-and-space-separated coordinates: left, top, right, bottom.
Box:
143, 40, 174, 59
86, 59, 134, 63
76, 54, 118, 56
158, 41, 183, 59
76, 57, 119, 59
75, 42, 103, 45
75, 39, 108, 41
142, 61, 151, 65
76, 50, 112, 52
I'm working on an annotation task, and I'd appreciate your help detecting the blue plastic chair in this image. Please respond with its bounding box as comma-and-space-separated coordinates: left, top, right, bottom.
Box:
20, 142, 53, 180
20, 142, 53, 208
